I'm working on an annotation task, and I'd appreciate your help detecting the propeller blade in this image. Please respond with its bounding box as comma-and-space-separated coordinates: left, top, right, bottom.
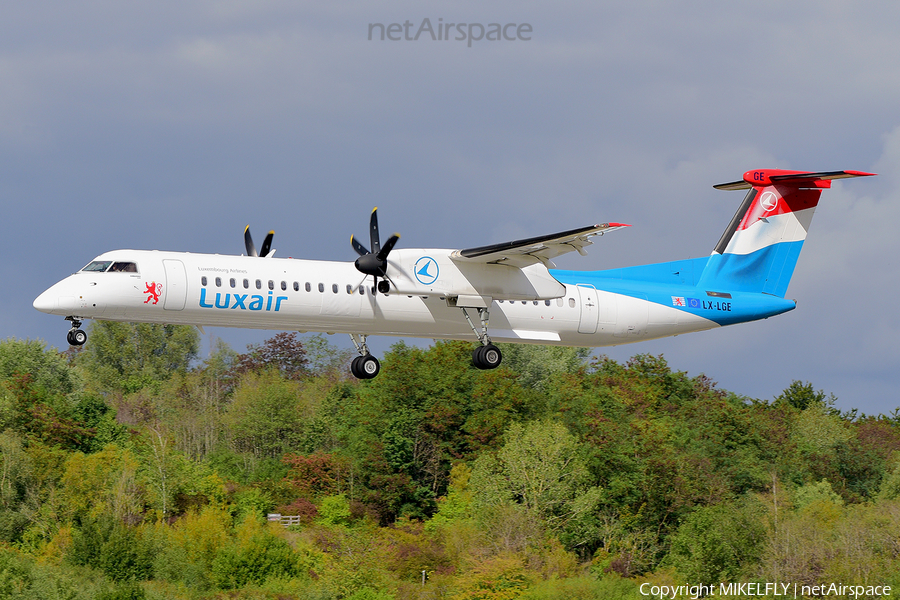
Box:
369, 207, 381, 256
260, 231, 274, 257
376, 233, 400, 261
244, 225, 258, 257
351, 234, 370, 257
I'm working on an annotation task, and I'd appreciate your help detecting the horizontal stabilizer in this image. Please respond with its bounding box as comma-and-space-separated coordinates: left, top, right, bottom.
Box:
714, 169, 875, 191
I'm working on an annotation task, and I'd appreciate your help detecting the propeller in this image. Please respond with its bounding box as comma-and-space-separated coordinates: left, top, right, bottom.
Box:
351, 207, 400, 294
244, 226, 275, 257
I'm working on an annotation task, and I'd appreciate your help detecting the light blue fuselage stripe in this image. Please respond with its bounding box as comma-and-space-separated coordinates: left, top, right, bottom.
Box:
550, 241, 803, 326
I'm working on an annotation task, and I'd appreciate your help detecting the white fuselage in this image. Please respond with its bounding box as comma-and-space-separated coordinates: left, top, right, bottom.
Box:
34, 249, 719, 347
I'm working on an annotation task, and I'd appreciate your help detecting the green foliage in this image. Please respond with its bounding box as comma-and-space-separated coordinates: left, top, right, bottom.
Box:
233, 486, 275, 520
224, 371, 306, 459
471, 419, 600, 532
498, 344, 589, 391
0, 338, 78, 396
96, 582, 147, 600
210, 516, 309, 589
774, 380, 830, 411
520, 575, 641, 600
317, 494, 353, 526
6, 330, 900, 596
77, 322, 199, 394
667, 499, 766, 582
793, 479, 844, 511
69, 516, 155, 582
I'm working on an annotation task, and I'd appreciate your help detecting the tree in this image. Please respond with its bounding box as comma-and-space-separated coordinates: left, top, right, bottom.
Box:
774, 380, 831, 412
233, 332, 309, 380
77, 322, 199, 394
668, 499, 766, 582
0, 338, 79, 396
223, 371, 305, 459
498, 344, 590, 391
470, 420, 601, 530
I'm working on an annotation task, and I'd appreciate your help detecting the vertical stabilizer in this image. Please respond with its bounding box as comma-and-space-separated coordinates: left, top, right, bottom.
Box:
698, 169, 873, 297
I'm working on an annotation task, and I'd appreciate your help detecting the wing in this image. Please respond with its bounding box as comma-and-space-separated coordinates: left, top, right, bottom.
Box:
450, 222, 630, 267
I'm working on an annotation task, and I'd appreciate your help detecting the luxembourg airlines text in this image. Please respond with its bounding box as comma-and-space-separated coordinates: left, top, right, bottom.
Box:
368, 18, 532, 47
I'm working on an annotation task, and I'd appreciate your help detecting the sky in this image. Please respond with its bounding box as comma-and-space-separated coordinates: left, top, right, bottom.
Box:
3, 1, 898, 415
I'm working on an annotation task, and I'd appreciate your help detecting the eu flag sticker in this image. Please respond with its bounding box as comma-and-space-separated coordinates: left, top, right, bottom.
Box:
688, 298, 701, 308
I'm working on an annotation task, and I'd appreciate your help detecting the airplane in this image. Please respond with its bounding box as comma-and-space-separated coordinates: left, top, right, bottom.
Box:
34, 168, 873, 379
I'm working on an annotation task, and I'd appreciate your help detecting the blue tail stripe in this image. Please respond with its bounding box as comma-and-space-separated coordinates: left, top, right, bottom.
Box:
697, 240, 804, 297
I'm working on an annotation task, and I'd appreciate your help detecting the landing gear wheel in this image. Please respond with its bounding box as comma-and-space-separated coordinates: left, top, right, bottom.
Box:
359, 355, 380, 378
67, 329, 87, 346
473, 344, 502, 370
350, 355, 381, 379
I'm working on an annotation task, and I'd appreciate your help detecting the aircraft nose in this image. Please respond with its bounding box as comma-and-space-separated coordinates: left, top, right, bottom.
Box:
33, 289, 58, 313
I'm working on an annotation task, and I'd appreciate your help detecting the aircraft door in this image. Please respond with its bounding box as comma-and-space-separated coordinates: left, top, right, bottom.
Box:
576, 284, 599, 334
163, 259, 187, 311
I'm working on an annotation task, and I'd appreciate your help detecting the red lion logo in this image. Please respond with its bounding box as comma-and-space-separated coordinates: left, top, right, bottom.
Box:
144, 282, 162, 304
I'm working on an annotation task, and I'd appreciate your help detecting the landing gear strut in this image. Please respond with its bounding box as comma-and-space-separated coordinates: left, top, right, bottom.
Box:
348, 334, 380, 379
65, 318, 87, 347
461, 306, 502, 370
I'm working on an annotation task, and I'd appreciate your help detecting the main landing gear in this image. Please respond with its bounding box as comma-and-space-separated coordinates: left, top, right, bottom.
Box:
348, 334, 381, 379
65, 317, 87, 346
461, 306, 502, 370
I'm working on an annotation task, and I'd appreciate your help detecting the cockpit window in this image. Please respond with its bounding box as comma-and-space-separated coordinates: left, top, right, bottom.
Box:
81, 260, 138, 273
109, 262, 138, 273
82, 260, 112, 272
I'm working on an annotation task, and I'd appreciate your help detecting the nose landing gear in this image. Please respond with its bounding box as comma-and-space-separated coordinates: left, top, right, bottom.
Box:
65, 318, 87, 346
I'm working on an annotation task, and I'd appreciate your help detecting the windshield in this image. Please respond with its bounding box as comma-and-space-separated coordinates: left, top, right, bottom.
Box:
80, 260, 138, 273
82, 260, 112, 272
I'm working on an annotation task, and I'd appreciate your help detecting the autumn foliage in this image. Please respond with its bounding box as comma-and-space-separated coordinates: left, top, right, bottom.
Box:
2, 328, 900, 598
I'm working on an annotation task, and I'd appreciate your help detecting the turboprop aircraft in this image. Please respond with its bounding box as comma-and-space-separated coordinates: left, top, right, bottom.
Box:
34, 169, 873, 379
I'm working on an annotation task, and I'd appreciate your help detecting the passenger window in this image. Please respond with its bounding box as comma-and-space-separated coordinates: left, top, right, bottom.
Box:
215, 277, 222, 287
359, 286, 366, 296
556, 298, 563, 307
318, 283, 324, 293
256, 280, 262, 289
346, 284, 353, 294
293, 282, 299, 292
569, 298, 576, 308
281, 281, 287, 291
268, 280, 274, 290
230, 278, 236, 288
306, 282, 312, 292
332, 284, 338, 294
201, 276, 208, 286
243, 279, 249, 289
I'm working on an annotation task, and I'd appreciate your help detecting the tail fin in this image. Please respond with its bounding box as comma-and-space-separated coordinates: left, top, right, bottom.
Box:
697, 169, 874, 297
